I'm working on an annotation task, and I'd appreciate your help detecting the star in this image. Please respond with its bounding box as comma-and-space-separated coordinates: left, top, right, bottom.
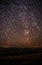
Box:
24, 29, 29, 36
0, 0, 42, 48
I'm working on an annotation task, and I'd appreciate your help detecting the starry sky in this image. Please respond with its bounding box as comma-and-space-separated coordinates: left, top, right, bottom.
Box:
0, 0, 42, 48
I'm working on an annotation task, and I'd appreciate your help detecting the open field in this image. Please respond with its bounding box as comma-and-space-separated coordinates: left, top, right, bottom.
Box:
0, 48, 42, 64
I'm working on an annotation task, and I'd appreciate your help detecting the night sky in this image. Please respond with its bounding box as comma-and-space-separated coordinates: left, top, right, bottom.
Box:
0, 0, 42, 48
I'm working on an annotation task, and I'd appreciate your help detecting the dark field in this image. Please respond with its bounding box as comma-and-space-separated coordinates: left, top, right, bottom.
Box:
0, 48, 42, 64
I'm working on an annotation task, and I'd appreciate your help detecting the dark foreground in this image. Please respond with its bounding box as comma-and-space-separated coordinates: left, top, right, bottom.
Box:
0, 48, 42, 64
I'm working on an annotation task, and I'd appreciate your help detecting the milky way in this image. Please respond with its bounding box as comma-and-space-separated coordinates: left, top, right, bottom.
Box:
0, 0, 42, 48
